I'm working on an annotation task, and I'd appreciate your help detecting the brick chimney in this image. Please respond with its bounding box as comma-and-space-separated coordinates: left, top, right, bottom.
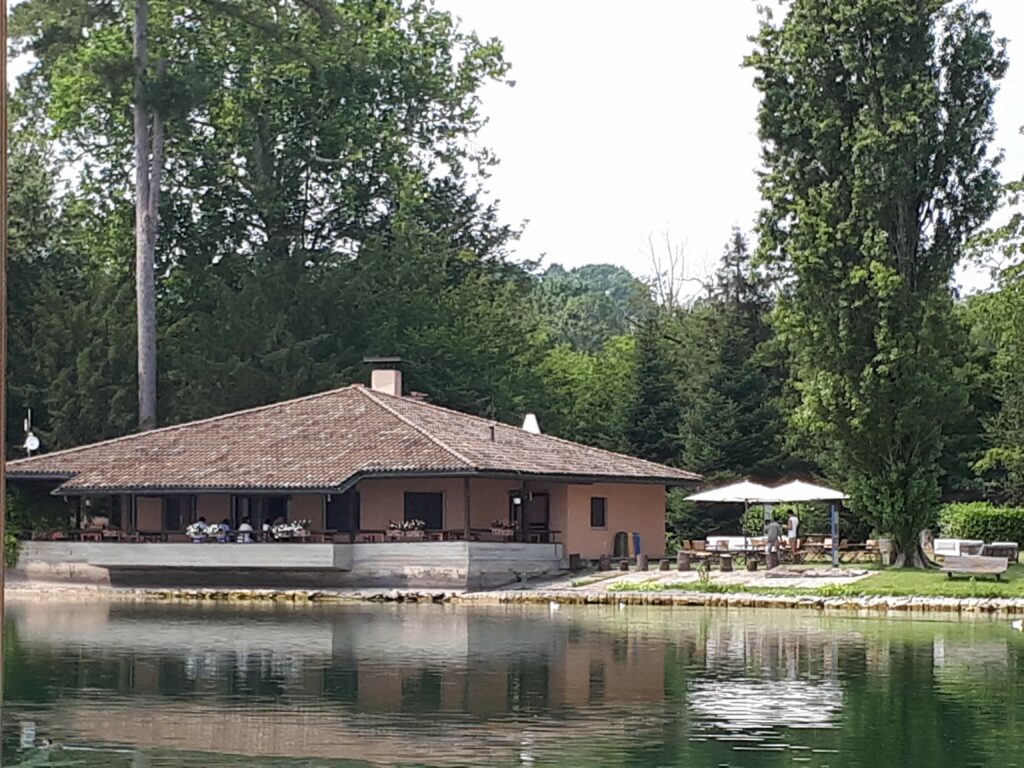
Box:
365, 356, 403, 397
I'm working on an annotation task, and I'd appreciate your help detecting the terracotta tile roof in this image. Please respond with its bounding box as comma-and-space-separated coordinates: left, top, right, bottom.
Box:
8, 385, 701, 493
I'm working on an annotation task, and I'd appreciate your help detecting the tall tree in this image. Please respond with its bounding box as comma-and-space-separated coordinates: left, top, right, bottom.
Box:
626, 312, 679, 464
12, 0, 513, 434
677, 229, 784, 479
748, 0, 1007, 565
133, 0, 163, 430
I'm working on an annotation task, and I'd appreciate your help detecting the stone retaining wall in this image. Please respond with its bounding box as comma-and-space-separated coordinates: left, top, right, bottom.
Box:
8, 582, 1024, 615
16, 541, 564, 590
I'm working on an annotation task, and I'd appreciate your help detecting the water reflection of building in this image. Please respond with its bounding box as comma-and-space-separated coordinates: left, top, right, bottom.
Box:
11, 602, 672, 764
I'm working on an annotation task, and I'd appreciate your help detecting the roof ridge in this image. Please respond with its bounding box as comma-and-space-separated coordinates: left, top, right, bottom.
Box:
356, 388, 476, 469
368, 389, 701, 480
10, 384, 362, 468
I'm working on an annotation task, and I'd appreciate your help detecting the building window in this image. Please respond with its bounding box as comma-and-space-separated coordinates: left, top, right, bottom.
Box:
326, 490, 360, 533
404, 492, 443, 530
590, 497, 607, 528
164, 497, 183, 531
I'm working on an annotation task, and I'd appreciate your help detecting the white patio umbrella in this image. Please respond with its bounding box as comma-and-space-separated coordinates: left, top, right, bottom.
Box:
686, 481, 776, 549
685, 480, 775, 504
764, 480, 848, 503
763, 480, 849, 567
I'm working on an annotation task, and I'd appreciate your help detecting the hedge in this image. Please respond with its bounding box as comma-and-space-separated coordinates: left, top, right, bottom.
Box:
938, 502, 1024, 544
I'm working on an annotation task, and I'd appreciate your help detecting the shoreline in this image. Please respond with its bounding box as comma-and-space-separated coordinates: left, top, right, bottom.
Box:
7, 581, 1024, 615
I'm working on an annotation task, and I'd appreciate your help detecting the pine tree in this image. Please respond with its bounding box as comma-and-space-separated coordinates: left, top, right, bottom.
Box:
626, 313, 679, 464
678, 229, 783, 478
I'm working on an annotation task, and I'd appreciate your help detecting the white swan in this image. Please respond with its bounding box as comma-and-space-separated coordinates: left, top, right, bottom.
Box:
549, 602, 560, 612
1012, 618, 1023, 632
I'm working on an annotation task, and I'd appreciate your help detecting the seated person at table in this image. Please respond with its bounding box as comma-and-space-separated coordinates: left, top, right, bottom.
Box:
237, 517, 254, 544
217, 518, 233, 542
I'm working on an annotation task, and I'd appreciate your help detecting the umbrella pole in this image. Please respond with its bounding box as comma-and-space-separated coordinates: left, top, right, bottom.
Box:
830, 503, 839, 568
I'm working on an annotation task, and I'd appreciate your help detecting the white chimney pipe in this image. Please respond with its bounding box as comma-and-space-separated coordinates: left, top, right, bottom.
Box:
522, 413, 541, 434
371, 368, 402, 397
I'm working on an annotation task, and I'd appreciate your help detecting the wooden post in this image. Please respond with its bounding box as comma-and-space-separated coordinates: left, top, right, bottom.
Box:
619, 559, 629, 571
637, 553, 649, 571
463, 477, 471, 541
598, 555, 611, 571
720, 554, 733, 573
767, 550, 778, 570
659, 559, 670, 571
746, 557, 758, 572
677, 552, 691, 571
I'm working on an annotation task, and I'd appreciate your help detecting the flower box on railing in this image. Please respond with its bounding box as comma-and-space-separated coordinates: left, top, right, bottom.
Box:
386, 529, 426, 541
491, 527, 515, 538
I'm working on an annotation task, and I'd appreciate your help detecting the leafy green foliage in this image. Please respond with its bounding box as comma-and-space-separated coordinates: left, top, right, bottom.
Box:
938, 502, 1024, 544
676, 230, 786, 479
748, 0, 1007, 565
535, 264, 647, 352
964, 271, 1024, 501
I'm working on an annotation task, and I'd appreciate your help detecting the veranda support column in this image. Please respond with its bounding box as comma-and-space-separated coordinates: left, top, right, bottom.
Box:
830, 503, 839, 568
463, 478, 471, 541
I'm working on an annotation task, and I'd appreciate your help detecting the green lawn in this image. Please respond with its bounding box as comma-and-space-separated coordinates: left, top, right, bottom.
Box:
609, 564, 1024, 599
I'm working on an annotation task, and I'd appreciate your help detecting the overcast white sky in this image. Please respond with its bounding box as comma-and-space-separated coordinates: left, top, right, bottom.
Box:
438, 1, 1024, 292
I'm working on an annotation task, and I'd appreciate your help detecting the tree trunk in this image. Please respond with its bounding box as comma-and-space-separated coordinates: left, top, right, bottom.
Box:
892, 530, 938, 569
134, 0, 159, 431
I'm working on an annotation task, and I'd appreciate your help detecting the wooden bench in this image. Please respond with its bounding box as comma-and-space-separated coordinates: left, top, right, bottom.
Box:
982, 543, 1020, 563
941, 554, 1009, 581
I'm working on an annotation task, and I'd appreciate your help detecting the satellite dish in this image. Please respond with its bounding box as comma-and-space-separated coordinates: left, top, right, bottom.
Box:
24, 433, 40, 452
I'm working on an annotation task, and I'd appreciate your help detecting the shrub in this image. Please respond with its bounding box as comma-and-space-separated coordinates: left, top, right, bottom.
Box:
938, 502, 1024, 544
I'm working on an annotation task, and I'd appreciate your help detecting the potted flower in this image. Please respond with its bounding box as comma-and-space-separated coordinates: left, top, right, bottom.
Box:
491, 519, 515, 538
386, 519, 426, 540
271, 520, 311, 540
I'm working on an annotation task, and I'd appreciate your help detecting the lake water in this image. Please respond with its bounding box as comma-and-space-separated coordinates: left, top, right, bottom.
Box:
2, 600, 1022, 767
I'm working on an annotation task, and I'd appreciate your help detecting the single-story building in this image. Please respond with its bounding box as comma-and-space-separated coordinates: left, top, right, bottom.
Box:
10, 366, 700, 588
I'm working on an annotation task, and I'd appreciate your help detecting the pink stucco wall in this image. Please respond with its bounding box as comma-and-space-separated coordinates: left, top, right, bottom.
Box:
354, 477, 528, 531
290, 494, 324, 530
563, 483, 667, 558
136, 496, 162, 532
196, 495, 230, 523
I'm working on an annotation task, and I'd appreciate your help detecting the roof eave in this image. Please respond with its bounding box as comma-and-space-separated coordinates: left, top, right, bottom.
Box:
34, 467, 700, 496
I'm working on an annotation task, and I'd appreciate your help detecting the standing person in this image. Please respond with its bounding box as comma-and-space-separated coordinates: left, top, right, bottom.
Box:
787, 509, 800, 556
766, 518, 783, 554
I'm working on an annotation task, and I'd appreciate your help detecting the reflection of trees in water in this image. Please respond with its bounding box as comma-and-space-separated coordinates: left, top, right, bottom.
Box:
4, 606, 1024, 767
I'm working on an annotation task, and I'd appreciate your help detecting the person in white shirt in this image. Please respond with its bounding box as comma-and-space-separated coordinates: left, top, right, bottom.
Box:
237, 517, 254, 544
788, 511, 800, 555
